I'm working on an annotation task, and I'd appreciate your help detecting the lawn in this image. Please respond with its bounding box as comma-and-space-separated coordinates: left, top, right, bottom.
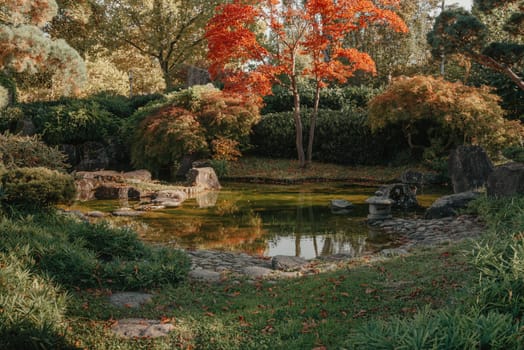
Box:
66, 242, 475, 349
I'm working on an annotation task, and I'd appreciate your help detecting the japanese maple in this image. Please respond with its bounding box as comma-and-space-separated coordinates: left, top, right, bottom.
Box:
206, 0, 408, 167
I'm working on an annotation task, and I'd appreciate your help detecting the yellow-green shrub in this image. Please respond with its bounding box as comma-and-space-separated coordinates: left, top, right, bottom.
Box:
1, 167, 76, 208
368, 75, 524, 159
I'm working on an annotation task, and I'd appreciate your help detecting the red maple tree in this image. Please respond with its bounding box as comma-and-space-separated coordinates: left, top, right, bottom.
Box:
206, 0, 408, 167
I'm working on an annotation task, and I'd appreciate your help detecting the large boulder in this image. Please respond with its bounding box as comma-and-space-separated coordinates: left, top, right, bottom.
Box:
487, 162, 524, 197
186, 167, 221, 190
94, 184, 127, 200
377, 183, 419, 209
425, 191, 480, 219
449, 146, 493, 193
152, 190, 188, 207
123, 170, 152, 183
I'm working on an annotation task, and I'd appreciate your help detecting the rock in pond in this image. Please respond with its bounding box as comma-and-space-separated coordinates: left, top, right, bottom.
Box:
186, 167, 221, 190
112, 208, 144, 217
425, 192, 480, 219
330, 199, 353, 214
449, 145, 493, 193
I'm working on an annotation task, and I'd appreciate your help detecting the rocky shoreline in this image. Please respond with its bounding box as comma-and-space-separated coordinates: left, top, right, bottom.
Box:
186, 214, 484, 283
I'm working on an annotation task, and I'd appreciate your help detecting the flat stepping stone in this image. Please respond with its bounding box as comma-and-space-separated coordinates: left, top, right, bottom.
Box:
243, 266, 275, 279
109, 292, 153, 308
112, 318, 174, 338
380, 248, 409, 257
112, 208, 144, 217
271, 255, 308, 271
188, 269, 221, 283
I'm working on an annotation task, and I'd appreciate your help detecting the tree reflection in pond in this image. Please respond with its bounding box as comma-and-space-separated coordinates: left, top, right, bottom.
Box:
67, 183, 448, 259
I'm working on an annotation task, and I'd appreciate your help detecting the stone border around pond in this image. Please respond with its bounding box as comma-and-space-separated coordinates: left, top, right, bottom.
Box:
186, 214, 484, 283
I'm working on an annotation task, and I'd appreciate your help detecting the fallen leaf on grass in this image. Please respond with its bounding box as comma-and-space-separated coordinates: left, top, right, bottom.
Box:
353, 309, 367, 318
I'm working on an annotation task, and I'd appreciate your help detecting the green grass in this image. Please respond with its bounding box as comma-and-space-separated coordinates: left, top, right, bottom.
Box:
225, 157, 433, 183
63, 242, 476, 349
2, 189, 524, 348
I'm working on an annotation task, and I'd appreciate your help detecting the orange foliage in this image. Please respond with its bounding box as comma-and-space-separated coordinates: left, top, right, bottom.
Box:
206, 0, 408, 97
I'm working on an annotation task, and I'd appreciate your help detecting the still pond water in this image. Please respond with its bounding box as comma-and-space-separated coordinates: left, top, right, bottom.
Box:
69, 183, 449, 259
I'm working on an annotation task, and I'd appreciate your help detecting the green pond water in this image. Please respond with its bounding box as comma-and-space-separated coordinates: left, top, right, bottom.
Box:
67, 183, 449, 259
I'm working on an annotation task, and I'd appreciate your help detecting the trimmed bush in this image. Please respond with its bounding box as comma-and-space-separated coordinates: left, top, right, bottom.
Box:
0, 133, 69, 171
262, 84, 381, 114
1, 167, 76, 208
251, 108, 407, 165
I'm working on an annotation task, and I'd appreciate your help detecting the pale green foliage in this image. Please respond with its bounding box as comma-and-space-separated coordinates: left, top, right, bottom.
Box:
100, 0, 222, 89
0, 0, 58, 26
83, 47, 165, 96
0, 85, 7, 109
84, 53, 128, 96
0, 0, 86, 95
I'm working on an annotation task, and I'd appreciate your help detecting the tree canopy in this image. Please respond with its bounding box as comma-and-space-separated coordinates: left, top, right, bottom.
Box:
99, 0, 224, 90
427, 0, 524, 90
0, 0, 86, 97
368, 75, 524, 157
206, 0, 407, 167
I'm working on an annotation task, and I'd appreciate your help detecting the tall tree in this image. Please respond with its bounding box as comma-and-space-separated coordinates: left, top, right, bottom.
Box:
345, 0, 441, 83
0, 0, 86, 96
99, 0, 223, 90
427, 0, 524, 90
206, 0, 407, 167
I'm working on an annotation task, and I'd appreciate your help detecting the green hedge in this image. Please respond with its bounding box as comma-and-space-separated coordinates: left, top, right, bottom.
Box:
251, 108, 407, 165
0, 93, 164, 146
262, 85, 381, 114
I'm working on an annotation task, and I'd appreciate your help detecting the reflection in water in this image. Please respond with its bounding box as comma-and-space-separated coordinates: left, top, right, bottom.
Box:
69, 183, 448, 259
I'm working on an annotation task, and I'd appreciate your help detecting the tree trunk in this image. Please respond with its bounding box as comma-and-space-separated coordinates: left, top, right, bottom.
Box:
306, 82, 321, 165
159, 59, 174, 91
291, 76, 305, 168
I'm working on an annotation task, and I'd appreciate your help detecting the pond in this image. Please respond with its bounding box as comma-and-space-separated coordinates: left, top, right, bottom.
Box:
67, 182, 449, 259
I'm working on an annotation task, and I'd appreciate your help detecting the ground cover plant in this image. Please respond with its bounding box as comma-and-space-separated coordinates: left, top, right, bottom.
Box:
0, 158, 523, 348
224, 156, 432, 184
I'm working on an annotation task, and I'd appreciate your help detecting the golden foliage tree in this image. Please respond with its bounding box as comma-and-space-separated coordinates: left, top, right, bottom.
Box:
368, 75, 524, 156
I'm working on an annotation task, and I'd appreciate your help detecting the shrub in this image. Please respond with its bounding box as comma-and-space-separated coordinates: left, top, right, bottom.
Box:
25, 98, 119, 145
261, 84, 381, 113
350, 308, 522, 349
0, 133, 69, 171
0, 167, 76, 208
131, 86, 260, 177
502, 145, 524, 163
468, 196, 524, 317
0, 214, 191, 290
368, 75, 524, 161
0, 249, 70, 350
131, 106, 208, 176
251, 108, 407, 165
